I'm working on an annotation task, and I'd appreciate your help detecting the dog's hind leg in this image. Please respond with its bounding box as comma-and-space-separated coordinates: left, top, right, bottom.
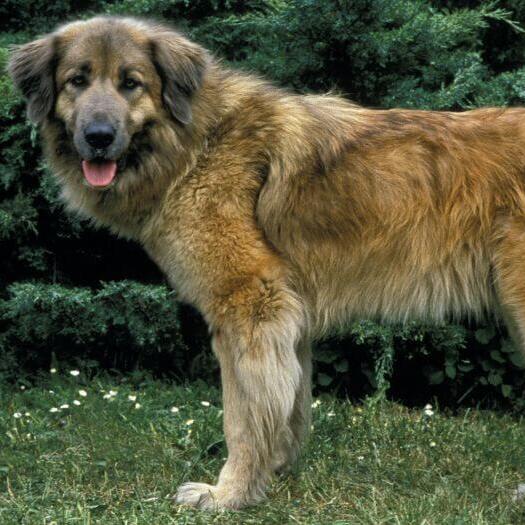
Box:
493, 217, 525, 503
174, 280, 306, 510
494, 217, 525, 355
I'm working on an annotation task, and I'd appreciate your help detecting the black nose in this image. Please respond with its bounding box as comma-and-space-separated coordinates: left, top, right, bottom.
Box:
84, 122, 115, 149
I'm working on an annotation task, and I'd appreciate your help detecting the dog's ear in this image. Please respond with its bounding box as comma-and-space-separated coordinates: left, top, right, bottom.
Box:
150, 27, 209, 125
8, 35, 56, 124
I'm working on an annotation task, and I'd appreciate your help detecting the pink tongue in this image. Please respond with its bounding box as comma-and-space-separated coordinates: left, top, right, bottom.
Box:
81, 160, 117, 187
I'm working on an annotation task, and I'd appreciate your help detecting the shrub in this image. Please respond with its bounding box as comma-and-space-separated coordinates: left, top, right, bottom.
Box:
1, 1, 525, 407
0, 281, 194, 379
314, 321, 525, 408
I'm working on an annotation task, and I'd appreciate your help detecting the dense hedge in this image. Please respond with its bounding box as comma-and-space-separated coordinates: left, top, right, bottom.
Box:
2, 0, 525, 407
0, 281, 187, 373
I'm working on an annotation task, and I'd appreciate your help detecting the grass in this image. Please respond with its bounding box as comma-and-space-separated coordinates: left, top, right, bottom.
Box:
1, 371, 525, 524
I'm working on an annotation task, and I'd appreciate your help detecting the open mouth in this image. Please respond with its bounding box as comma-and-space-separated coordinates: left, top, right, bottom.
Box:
78, 121, 156, 189
81, 159, 118, 188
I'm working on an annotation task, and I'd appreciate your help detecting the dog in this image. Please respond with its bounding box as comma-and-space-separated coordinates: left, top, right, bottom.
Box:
8, 16, 525, 510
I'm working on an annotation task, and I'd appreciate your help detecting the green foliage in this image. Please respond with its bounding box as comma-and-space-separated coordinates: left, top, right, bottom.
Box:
313, 321, 525, 408
190, 0, 525, 109
0, 282, 192, 379
1, 0, 525, 406
0, 1, 108, 33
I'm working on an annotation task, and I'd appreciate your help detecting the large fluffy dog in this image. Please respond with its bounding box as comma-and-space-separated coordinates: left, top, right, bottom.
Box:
9, 16, 525, 510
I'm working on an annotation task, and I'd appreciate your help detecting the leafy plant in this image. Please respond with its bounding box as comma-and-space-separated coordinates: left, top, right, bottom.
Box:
2, 1, 525, 407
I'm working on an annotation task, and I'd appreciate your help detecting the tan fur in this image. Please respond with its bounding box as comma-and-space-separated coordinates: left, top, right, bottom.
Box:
9, 16, 525, 510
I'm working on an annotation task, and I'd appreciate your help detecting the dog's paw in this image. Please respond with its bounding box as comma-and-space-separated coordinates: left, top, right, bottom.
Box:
174, 481, 258, 510
175, 482, 220, 510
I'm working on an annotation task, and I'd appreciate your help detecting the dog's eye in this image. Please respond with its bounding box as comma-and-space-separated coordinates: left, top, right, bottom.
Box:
122, 78, 141, 90
70, 75, 87, 87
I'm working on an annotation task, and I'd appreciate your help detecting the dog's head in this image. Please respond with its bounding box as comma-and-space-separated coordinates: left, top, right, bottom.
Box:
8, 17, 209, 190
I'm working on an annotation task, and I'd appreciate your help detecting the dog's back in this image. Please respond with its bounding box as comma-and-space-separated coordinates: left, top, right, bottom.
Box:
256, 102, 525, 333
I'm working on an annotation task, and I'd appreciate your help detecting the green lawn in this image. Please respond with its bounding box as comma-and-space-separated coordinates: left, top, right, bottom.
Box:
1, 371, 525, 524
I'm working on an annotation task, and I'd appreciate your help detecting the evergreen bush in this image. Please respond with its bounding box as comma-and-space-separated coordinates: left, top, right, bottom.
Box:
1, 0, 525, 406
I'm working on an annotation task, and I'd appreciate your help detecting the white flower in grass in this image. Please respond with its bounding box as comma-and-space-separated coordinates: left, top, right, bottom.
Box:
73, 400, 81, 406
311, 399, 321, 408
78, 390, 87, 397
424, 408, 434, 417
200, 401, 210, 407
13, 412, 22, 419
49, 390, 55, 394
327, 411, 335, 417
60, 404, 69, 409
24, 412, 30, 417
20, 385, 26, 391
185, 419, 194, 426
357, 455, 365, 461
49, 407, 59, 413
128, 395, 137, 402
69, 370, 80, 377
103, 390, 118, 400
430, 441, 436, 448
170, 407, 179, 413
50, 368, 57, 374
134, 403, 141, 409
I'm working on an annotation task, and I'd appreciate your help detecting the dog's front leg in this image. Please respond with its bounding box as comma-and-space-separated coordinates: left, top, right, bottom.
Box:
175, 282, 305, 510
